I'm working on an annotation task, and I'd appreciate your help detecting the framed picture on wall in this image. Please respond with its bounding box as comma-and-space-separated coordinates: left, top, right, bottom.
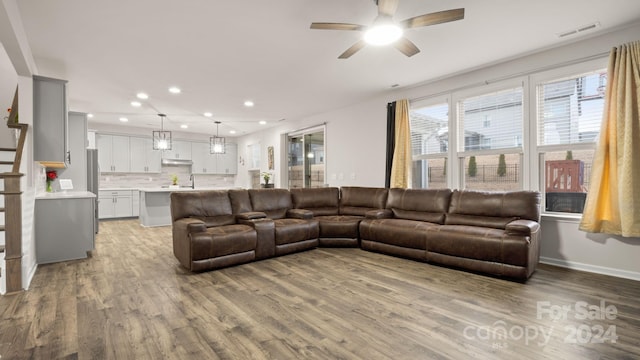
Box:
268, 146, 274, 170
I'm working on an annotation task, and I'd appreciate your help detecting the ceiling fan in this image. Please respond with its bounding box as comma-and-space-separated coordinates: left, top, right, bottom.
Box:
310, 0, 464, 59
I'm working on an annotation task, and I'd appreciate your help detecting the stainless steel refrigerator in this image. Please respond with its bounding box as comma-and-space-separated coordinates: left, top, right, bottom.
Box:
87, 149, 100, 233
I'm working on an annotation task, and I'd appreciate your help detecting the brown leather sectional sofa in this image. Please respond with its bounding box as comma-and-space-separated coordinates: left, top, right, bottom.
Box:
170, 187, 541, 280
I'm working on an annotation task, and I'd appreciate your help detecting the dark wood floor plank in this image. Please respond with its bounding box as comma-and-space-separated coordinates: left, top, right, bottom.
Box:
1, 219, 639, 359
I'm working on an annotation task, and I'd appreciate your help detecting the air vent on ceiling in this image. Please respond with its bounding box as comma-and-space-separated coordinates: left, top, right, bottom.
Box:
557, 22, 600, 38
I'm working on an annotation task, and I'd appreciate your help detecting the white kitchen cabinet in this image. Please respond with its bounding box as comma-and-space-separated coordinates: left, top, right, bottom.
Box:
132, 190, 140, 217
216, 143, 237, 174
129, 136, 162, 173
97, 134, 130, 173
99, 190, 133, 219
162, 140, 191, 160
191, 142, 237, 174
190, 142, 217, 174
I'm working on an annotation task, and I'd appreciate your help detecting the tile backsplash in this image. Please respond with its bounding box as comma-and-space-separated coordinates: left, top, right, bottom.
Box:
99, 164, 236, 189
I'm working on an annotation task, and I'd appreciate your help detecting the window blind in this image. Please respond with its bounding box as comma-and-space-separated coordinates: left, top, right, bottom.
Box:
458, 87, 523, 152
409, 102, 449, 157
537, 70, 606, 146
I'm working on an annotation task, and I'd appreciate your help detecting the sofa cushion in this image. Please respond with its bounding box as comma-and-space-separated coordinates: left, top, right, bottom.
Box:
427, 225, 531, 267
387, 188, 452, 224
274, 218, 320, 246
248, 189, 292, 219
316, 215, 362, 239
360, 218, 435, 250
229, 189, 253, 214
190, 224, 256, 260
171, 190, 234, 225
340, 187, 388, 216
447, 189, 541, 223
445, 214, 517, 230
291, 187, 340, 216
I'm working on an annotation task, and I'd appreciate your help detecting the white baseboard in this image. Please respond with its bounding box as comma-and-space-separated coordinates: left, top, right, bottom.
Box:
540, 256, 640, 281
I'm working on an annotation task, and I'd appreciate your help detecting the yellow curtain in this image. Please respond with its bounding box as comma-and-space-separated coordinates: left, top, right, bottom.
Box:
579, 41, 640, 237
390, 99, 411, 188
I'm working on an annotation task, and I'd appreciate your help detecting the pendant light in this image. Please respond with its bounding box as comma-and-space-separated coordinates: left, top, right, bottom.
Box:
152, 113, 172, 150
210, 121, 226, 154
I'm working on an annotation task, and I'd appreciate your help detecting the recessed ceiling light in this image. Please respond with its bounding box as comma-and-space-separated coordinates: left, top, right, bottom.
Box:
259, 120, 267, 125
244, 100, 254, 107
119, 117, 129, 122
203, 112, 213, 117
229, 130, 236, 134
136, 92, 149, 99
131, 101, 141, 107
180, 124, 188, 129
87, 113, 94, 118
169, 86, 181, 94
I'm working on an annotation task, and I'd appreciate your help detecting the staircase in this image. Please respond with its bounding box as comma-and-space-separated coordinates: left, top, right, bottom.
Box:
1, 87, 26, 294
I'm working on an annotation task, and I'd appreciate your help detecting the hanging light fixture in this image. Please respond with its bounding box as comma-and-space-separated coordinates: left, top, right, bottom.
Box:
210, 121, 226, 154
153, 113, 172, 150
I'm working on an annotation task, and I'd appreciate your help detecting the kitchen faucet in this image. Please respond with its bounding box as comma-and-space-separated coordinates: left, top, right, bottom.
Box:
189, 174, 195, 189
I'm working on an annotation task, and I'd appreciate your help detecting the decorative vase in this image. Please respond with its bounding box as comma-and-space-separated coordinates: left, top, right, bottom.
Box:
46, 180, 53, 192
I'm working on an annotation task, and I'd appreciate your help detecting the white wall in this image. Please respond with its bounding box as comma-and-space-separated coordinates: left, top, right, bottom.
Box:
234, 22, 640, 280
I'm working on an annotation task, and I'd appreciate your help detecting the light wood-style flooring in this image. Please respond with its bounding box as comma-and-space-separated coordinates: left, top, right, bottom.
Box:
1, 219, 639, 359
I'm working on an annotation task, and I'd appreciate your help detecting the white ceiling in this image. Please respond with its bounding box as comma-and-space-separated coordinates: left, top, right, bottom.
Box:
13, 0, 640, 137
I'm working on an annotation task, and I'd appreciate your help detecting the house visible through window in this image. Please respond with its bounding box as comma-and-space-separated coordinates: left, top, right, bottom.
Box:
537, 69, 606, 213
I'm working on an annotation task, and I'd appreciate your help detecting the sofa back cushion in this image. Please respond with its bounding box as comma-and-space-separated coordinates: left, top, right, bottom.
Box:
290, 187, 340, 216
446, 190, 541, 228
170, 190, 236, 226
340, 187, 389, 216
387, 188, 452, 224
229, 189, 253, 214
248, 189, 292, 219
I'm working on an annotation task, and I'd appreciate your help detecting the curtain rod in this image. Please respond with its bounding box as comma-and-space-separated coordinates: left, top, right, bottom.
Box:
409, 51, 610, 103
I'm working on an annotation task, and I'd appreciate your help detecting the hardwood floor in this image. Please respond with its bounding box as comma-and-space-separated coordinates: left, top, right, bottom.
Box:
1, 219, 639, 359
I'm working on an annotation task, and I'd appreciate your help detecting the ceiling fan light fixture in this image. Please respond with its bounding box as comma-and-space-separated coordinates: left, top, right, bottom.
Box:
364, 24, 403, 46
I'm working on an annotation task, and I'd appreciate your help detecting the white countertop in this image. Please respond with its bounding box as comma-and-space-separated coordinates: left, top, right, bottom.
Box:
36, 191, 97, 200
138, 187, 226, 193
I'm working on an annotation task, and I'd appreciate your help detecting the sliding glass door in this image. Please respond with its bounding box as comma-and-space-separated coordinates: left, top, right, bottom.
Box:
287, 126, 325, 188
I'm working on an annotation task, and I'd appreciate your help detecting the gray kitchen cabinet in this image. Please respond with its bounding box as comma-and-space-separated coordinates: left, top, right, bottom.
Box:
190, 141, 217, 174
97, 134, 130, 173
33, 75, 69, 167
35, 196, 96, 264
132, 190, 140, 217
130, 136, 161, 173
59, 112, 88, 190
99, 190, 133, 219
162, 140, 191, 160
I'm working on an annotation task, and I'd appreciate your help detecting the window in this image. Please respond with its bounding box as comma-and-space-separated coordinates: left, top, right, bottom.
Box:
457, 86, 524, 190
537, 69, 606, 213
409, 100, 449, 189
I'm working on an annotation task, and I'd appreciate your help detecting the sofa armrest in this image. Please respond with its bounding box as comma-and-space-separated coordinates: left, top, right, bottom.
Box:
287, 209, 314, 219
365, 209, 393, 219
505, 219, 540, 236
236, 211, 267, 221
237, 218, 276, 260
174, 218, 207, 235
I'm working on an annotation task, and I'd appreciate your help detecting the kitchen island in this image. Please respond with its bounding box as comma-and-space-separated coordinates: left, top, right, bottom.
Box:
139, 187, 224, 227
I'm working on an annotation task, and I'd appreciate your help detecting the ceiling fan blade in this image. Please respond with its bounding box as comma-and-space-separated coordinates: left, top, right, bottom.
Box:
394, 37, 420, 57
338, 40, 366, 59
400, 8, 465, 29
377, 0, 400, 17
310, 22, 365, 31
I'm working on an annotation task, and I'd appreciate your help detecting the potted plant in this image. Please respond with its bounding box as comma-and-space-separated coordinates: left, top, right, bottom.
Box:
261, 172, 274, 188
170, 174, 179, 188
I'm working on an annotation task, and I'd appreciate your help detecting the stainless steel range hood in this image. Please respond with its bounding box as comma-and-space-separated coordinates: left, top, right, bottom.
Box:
161, 158, 193, 166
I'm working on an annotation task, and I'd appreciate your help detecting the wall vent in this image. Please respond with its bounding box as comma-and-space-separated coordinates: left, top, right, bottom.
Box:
557, 22, 600, 38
